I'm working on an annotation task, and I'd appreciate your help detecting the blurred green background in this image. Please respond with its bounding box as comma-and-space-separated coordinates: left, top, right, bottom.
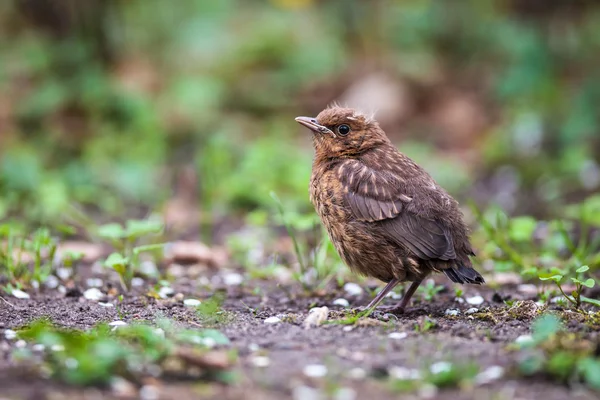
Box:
1, 0, 599, 236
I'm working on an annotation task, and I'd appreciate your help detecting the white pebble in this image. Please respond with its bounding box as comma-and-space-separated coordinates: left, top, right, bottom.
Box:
347, 367, 366, 380
465, 307, 479, 315
343, 326, 353, 332
139, 385, 160, 400
389, 366, 421, 380
467, 295, 484, 305
475, 366, 505, 385
183, 299, 202, 307
303, 364, 328, 378
388, 332, 408, 340
158, 286, 174, 299
223, 272, 243, 286
15, 340, 27, 348
58, 286, 67, 294
153, 328, 165, 338
250, 355, 270, 368
56, 267, 72, 280
292, 386, 321, 400
418, 383, 439, 399
98, 302, 114, 308
83, 288, 104, 301
32, 344, 45, 352
333, 298, 350, 307
444, 309, 460, 316
430, 361, 452, 374
139, 261, 158, 276
201, 337, 217, 348
248, 343, 260, 352
343, 283, 363, 296
51, 344, 65, 352
45, 275, 60, 289
455, 297, 465, 304
4, 329, 17, 340
12, 289, 30, 299
131, 277, 145, 287
86, 278, 103, 288
109, 321, 128, 330
515, 335, 534, 345
264, 316, 281, 324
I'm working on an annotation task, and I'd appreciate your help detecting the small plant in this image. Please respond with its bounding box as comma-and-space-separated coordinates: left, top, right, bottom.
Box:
15, 319, 234, 386
539, 266, 599, 311
418, 280, 444, 302
414, 317, 437, 333
0, 225, 58, 288
270, 192, 343, 292
516, 314, 600, 390
96, 218, 165, 291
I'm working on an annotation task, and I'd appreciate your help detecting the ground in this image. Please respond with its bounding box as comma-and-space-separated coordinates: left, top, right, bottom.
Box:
1, 265, 598, 400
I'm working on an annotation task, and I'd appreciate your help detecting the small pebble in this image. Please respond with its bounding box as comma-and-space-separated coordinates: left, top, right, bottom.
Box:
65, 358, 78, 369
445, 309, 460, 316
347, 367, 366, 380
58, 286, 67, 294
418, 384, 438, 399
139, 385, 160, 400
303, 364, 328, 378
455, 297, 465, 304
131, 277, 145, 287
153, 328, 165, 338
248, 343, 260, 352
343, 326, 353, 332
201, 337, 217, 348
223, 272, 243, 286
98, 302, 114, 308
465, 307, 479, 315
515, 335, 534, 345
12, 289, 30, 299
430, 361, 452, 374
389, 366, 421, 380
250, 355, 270, 368
292, 386, 321, 400
4, 329, 17, 340
86, 278, 103, 288
139, 261, 158, 276
51, 344, 65, 352
109, 321, 128, 330
475, 365, 504, 385
333, 298, 350, 307
111, 377, 137, 398
15, 340, 27, 348
264, 316, 281, 324
83, 288, 104, 301
388, 332, 408, 340
343, 282, 363, 296
45, 275, 60, 289
467, 295, 484, 305
32, 344, 45, 352
183, 299, 202, 307
158, 286, 174, 299
56, 267, 72, 280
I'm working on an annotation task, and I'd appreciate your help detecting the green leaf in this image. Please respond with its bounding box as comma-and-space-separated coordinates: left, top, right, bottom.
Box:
125, 219, 163, 239
508, 216, 537, 242
532, 314, 561, 343
582, 279, 595, 288
104, 253, 128, 268
576, 265, 590, 273
581, 296, 600, 307
97, 223, 127, 240
539, 275, 563, 283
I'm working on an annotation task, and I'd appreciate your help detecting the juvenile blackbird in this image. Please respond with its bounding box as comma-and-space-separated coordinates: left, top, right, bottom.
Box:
295, 106, 484, 313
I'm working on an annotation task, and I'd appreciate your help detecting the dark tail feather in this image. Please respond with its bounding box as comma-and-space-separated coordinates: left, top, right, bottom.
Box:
444, 264, 485, 284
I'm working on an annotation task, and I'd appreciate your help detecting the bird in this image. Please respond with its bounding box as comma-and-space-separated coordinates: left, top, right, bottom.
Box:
295, 106, 484, 313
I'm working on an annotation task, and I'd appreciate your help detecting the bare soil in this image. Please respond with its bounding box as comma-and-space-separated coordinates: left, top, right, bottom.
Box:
1, 269, 599, 400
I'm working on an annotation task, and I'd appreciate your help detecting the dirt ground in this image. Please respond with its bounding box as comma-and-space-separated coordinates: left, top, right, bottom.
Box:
1, 268, 599, 400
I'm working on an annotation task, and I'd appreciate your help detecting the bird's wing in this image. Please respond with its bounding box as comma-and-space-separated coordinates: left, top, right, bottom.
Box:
339, 161, 455, 261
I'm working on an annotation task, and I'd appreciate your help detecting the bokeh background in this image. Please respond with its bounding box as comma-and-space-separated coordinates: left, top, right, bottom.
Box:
1, 0, 600, 237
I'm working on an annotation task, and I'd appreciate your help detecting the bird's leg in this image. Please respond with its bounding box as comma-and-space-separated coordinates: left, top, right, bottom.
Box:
393, 280, 423, 312
365, 278, 401, 310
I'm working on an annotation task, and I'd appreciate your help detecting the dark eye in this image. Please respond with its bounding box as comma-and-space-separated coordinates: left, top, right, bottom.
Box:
336, 124, 351, 136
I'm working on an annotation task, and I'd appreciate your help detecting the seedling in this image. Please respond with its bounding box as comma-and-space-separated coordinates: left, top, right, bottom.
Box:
539, 266, 598, 311
97, 218, 165, 291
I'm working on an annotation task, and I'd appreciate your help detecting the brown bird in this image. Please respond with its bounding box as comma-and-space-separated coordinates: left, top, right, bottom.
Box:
295, 106, 484, 313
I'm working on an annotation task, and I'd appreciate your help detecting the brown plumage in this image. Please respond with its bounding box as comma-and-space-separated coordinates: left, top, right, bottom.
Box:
295, 106, 484, 313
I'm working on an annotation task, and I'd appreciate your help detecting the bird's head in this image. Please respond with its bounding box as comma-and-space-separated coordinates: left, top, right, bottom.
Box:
295, 106, 390, 159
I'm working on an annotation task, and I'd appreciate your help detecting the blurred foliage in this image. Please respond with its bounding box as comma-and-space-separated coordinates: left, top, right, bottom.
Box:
0, 0, 599, 229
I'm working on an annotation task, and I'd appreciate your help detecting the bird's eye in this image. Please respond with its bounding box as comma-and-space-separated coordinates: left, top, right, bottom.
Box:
336, 124, 351, 136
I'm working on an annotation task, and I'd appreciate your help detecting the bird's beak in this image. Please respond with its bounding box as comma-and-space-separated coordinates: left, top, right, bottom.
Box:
295, 116, 334, 136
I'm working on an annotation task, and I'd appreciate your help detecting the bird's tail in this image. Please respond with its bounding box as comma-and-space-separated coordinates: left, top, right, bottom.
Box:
444, 264, 485, 284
